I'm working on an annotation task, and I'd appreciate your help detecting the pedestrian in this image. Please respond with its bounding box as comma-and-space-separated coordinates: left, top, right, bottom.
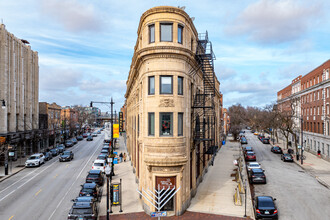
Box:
317, 149, 321, 158
123, 153, 127, 162
119, 152, 123, 163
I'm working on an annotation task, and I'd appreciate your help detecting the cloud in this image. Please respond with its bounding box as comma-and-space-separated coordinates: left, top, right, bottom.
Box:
39, 0, 104, 32
39, 66, 82, 91
225, 0, 322, 44
216, 65, 237, 80
79, 78, 126, 94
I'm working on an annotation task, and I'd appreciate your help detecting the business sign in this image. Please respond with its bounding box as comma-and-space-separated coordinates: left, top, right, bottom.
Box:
119, 112, 123, 132
156, 176, 176, 189
151, 211, 167, 217
112, 183, 120, 205
113, 124, 119, 138
0, 137, 5, 144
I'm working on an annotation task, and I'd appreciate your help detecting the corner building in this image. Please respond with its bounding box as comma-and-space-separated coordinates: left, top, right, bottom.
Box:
125, 6, 222, 215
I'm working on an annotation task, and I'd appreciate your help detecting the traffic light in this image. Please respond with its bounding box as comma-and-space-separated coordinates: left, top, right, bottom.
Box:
90, 102, 93, 107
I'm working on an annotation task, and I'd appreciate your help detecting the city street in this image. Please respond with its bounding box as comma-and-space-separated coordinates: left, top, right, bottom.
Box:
0, 132, 105, 220
244, 132, 330, 220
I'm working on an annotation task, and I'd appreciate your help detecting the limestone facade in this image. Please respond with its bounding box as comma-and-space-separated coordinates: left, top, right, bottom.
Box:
125, 6, 222, 216
0, 24, 39, 163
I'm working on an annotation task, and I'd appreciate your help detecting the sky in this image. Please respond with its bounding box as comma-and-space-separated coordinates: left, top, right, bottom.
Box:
1, 0, 329, 112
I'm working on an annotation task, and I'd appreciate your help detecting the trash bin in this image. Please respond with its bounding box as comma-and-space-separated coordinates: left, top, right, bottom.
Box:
222, 140, 225, 145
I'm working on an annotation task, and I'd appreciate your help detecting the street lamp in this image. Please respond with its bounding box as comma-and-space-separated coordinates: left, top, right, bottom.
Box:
105, 165, 112, 220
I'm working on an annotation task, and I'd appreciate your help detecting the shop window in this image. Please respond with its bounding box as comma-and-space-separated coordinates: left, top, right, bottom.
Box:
149, 24, 155, 43
148, 76, 155, 95
160, 76, 173, 94
160, 23, 173, 42
160, 113, 173, 136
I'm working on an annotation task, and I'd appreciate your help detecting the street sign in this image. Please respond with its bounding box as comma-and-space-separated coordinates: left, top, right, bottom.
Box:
112, 183, 120, 205
151, 211, 167, 217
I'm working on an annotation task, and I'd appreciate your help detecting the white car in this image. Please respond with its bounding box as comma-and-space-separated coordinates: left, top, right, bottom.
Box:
247, 162, 261, 171
25, 153, 45, 167
92, 159, 107, 173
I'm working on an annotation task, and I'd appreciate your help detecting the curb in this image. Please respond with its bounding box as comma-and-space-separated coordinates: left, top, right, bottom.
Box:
0, 167, 25, 183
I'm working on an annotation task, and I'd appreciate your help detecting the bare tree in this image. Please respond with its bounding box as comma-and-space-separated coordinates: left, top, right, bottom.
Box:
228, 104, 247, 140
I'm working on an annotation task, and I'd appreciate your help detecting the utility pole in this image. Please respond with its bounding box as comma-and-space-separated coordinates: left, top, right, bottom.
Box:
110, 98, 115, 177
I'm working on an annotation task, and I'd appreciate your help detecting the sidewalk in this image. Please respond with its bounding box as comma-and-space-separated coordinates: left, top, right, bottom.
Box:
272, 138, 330, 189
99, 134, 144, 216
187, 138, 253, 219
0, 158, 26, 183
99, 136, 253, 219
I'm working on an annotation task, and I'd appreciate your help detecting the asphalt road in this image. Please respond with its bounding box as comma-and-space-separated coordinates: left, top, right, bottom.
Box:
0, 132, 105, 220
244, 132, 330, 220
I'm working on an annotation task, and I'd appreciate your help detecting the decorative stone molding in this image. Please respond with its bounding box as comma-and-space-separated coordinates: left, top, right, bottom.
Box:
159, 99, 175, 107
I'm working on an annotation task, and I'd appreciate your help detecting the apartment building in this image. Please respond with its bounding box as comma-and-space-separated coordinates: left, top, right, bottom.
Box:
0, 24, 39, 166
277, 59, 330, 160
125, 6, 222, 215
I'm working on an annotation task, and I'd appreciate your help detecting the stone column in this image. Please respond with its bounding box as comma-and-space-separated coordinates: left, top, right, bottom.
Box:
0, 25, 8, 134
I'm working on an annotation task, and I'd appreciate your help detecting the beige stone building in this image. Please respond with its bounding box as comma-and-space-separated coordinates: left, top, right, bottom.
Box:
0, 24, 39, 165
125, 6, 222, 215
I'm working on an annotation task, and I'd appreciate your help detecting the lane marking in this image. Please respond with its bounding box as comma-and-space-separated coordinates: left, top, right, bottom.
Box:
48, 137, 103, 220
8, 216, 14, 220
35, 189, 42, 197
65, 164, 70, 168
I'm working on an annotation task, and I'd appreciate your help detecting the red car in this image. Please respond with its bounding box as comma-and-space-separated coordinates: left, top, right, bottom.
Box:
245, 151, 256, 161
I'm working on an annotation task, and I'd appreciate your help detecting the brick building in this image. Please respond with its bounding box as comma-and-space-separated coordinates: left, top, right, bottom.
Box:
277, 59, 330, 160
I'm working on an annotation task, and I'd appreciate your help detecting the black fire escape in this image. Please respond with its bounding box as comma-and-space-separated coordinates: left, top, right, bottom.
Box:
192, 31, 217, 166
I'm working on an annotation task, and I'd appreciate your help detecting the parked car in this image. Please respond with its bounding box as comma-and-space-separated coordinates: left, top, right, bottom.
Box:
100, 149, 109, 156
43, 152, 53, 161
247, 162, 261, 172
71, 138, 78, 145
245, 151, 256, 161
92, 133, 98, 137
65, 140, 74, 148
97, 130, 101, 134
97, 154, 108, 161
71, 196, 95, 203
57, 144, 65, 153
82, 133, 88, 138
86, 169, 104, 186
262, 138, 270, 144
92, 159, 106, 173
281, 153, 294, 162
258, 135, 265, 140
271, 146, 283, 154
87, 136, 93, 141
76, 135, 83, 141
79, 183, 101, 201
25, 153, 45, 167
67, 200, 98, 220
249, 168, 266, 184
59, 150, 74, 162
240, 137, 248, 144
49, 148, 59, 157
254, 196, 278, 219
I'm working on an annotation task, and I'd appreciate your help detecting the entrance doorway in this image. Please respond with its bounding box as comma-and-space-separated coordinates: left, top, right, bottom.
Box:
156, 176, 176, 211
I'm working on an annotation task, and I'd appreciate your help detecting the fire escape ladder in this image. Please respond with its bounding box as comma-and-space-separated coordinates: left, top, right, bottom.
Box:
192, 31, 217, 157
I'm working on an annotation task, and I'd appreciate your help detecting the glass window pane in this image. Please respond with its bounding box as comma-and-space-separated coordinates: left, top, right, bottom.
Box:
160, 76, 172, 94
178, 25, 183, 44
160, 113, 172, 136
149, 24, 155, 43
178, 77, 183, 95
149, 76, 155, 95
160, 24, 172, 42
149, 113, 154, 136
178, 113, 183, 136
